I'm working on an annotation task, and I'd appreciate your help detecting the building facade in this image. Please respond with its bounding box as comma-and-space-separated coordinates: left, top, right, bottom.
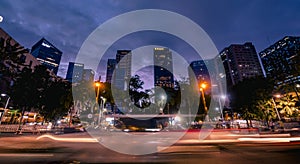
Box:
83, 69, 95, 82
112, 50, 132, 90
106, 59, 117, 83
259, 36, 300, 86
188, 60, 210, 87
31, 38, 62, 75
220, 42, 264, 87
154, 47, 174, 88
66, 62, 84, 83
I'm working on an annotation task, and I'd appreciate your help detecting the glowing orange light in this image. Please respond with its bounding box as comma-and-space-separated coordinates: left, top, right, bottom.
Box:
95, 82, 101, 87
200, 83, 207, 89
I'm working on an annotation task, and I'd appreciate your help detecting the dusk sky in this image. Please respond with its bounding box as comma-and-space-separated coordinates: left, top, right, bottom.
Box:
1, 0, 300, 87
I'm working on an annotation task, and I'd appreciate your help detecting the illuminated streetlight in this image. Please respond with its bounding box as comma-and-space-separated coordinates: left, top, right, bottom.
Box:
1, 93, 10, 125
1, 93, 10, 110
98, 96, 106, 126
218, 95, 226, 120
199, 83, 208, 113
200, 83, 207, 90
95, 81, 101, 103
94, 81, 102, 126
160, 95, 166, 114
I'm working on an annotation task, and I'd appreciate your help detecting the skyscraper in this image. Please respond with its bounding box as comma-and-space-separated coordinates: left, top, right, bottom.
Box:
113, 50, 132, 90
188, 60, 210, 86
66, 62, 84, 83
106, 59, 117, 83
83, 69, 95, 82
154, 48, 174, 88
31, 38, 62, 75
259, 36, 300, 86
220, 42, 263, 88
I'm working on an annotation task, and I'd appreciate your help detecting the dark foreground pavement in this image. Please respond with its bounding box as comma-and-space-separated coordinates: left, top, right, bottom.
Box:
0, 131, 300, 164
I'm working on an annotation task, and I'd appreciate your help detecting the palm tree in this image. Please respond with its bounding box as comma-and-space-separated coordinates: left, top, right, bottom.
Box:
277, 94, 298, 118
256, 99, 278, 128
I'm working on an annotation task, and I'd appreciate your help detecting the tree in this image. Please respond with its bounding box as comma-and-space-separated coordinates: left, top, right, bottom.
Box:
277, 94, 299, 118
255, 99, 277, 127
41, 78, 73, 122
229, 76, 274, 127
128, 75, 151, 113
0, 37, 29, 94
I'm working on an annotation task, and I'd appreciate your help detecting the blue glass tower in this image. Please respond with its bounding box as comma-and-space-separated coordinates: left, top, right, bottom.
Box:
31, 38, 62, 75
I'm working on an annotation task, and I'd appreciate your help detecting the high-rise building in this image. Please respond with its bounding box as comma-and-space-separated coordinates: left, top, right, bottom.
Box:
66, 62, 84, 83
113, 50, 132, 90
154, 47, 174, 88
188, 60, 210, 86
106, 59, 117, 83
83, 69, 95, 82
259, 36, 300, 86
31, 38, 62, 75
220, 42, 263, 87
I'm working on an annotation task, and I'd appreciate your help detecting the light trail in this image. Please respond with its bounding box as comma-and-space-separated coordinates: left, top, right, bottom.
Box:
227, 133, 291, 138
238, 137, 300, 143
36, 134, 99, 142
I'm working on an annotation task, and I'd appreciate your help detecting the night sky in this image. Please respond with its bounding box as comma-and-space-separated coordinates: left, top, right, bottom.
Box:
1, 0, 300, 87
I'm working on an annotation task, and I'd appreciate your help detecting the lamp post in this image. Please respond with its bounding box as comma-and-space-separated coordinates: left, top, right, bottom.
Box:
95, 81, 101, 126
98, 96, 106, 126
1, 94, 10, 125
1, 93, 10, 110
272, 94, 281, 121
218, 95, 226, 120
295, 84, 300, 107
95, 81, 101, 103
199, 83, 208, 121
160, 95, 165, 114
199, 83, 208, 112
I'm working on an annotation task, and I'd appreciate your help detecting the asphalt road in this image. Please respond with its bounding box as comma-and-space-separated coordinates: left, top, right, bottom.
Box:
0, 132, 300, 164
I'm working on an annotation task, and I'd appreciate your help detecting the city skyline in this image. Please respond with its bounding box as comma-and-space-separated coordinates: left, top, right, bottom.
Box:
0, 0, 300, 80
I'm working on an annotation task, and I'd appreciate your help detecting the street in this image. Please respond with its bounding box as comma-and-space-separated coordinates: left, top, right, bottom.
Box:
0, 131, 300, 163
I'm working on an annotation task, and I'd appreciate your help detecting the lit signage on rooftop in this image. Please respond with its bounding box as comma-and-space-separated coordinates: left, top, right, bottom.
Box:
154, 48, 165, 51
42, 42, 51, 48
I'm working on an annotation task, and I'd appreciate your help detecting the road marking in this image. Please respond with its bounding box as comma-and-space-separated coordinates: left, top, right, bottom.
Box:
0, 153, 53, 157
36, 134, 99, 142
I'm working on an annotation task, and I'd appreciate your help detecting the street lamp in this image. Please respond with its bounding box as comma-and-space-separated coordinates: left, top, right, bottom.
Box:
98, 96, 106, 126
160, 95, 166, 114
1, 93, 10, 110
295, 84, 300, 107
272, 94, 281, 121
1, 94, 10, 125
95, 81, 101, 103
199, 83, 208, 113
218, 95, 226, 120
199, 83, 208, 121
94, 81, 102, 127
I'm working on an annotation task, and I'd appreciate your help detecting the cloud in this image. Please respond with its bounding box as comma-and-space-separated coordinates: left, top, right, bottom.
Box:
1, 0, 300, 80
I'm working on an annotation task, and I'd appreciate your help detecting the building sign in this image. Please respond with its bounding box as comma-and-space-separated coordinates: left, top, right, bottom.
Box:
42, 42, 51, 48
